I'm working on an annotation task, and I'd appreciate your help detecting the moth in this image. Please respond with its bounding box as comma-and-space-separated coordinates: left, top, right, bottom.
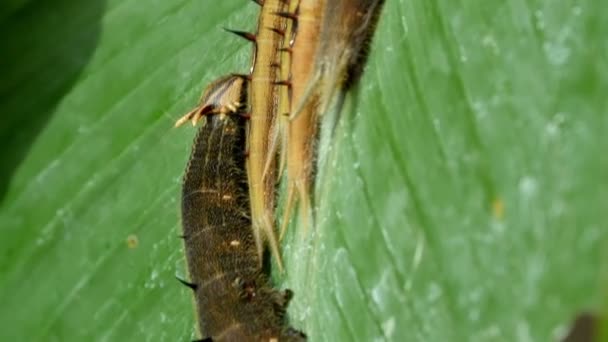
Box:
178, 74, 306, 341
279, 0, 387, 236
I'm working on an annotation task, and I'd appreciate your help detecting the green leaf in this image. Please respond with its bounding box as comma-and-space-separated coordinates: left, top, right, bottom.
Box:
1, 0, 606, 341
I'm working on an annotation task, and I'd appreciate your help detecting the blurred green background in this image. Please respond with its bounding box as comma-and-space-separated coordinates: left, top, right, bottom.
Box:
0, 0, 606, 341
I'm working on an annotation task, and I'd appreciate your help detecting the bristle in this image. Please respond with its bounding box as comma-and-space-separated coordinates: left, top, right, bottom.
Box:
273, 80, 292, 88
267, 27, 286, 37
273, 11, 298, 22
176, 276, 198, 291
224, 28, 257, 43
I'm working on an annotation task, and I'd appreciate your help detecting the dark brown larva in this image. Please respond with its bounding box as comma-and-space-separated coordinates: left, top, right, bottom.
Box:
179, 75, 306, 341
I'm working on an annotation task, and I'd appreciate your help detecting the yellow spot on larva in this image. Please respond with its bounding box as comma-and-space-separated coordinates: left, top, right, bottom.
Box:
222, 194, 233, 201
492, 198, 505, 220
126, 234, 139, 249
230, 240, 240, 247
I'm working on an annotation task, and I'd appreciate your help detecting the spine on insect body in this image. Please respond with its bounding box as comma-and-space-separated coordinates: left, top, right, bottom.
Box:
245, 0, 291, 270
280, 0, 325, 238
180, 75, 306, 341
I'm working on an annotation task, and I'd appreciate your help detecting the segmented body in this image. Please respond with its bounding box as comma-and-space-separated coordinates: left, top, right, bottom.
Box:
180, 75, 305, 341
177, 0, 293, 269
246, 0, 291, 269
175, 1, 387, 338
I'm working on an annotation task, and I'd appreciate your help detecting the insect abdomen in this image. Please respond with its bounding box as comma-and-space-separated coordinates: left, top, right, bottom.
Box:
180, 76, 305, 341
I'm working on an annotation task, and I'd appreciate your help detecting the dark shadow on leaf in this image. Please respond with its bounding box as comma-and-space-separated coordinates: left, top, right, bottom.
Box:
0, 0, 106, 203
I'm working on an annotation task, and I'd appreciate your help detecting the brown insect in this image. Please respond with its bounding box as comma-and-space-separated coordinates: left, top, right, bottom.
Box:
215, 0, 290, 270
279, 0, 386, 236
177, 0, 293, 270
178, 74, 306, 341
244, 0, 292, 271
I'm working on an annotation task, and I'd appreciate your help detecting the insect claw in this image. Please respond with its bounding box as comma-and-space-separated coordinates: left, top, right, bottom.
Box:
192, 111, 203, 126
174, 115, 191, 128
251, 0, 263, 5
223, 28, 257, 43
